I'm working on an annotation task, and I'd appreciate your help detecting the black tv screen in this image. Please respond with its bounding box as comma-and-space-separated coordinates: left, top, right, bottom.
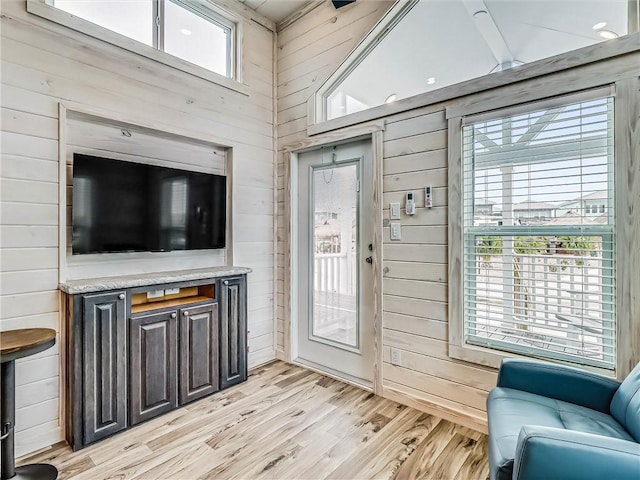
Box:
72, 154, 226, 254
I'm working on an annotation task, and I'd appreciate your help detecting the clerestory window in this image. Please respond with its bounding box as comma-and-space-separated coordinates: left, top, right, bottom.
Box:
315, 0, 632, 123
29, 0, 237, 81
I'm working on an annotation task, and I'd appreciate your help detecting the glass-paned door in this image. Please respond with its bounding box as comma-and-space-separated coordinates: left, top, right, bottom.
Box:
296, 140, 374, 384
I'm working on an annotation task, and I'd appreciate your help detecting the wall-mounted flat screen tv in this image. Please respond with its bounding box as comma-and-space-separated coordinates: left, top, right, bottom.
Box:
72, 154, 226, 254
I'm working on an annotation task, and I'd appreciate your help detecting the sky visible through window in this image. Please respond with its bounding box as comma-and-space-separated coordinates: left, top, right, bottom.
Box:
54, 0, 154, 45
53, 0, 229, 76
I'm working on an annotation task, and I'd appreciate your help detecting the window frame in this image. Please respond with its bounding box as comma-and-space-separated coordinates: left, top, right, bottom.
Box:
311, 0, 417, 125
447, 86, 618, 374
27, 0, 247, 94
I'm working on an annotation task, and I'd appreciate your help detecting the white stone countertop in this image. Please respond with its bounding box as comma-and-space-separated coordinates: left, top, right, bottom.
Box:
59, 266, 252, 294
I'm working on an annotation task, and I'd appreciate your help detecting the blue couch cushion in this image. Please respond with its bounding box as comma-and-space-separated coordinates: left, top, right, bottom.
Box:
488, 387, 634, 480
611, 362, 640, 442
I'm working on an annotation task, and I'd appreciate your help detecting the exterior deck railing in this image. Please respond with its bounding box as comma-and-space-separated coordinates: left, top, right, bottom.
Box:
313, 252, 356, 296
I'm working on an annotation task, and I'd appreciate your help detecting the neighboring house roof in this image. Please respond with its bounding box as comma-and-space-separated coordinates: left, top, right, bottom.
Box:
548, 211, 608, 225
559, 190, 608, 207
581, 190, 609, 201
513, 201, 557, 211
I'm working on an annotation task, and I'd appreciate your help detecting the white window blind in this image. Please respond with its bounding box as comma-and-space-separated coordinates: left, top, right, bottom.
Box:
462, 92, 615, 369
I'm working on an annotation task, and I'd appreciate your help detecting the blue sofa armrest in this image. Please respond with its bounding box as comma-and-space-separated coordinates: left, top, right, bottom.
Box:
513, 426, 640, 480
497, 358, 621, 413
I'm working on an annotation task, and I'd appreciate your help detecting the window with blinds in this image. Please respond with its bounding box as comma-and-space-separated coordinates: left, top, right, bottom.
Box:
462, 90, 615, 369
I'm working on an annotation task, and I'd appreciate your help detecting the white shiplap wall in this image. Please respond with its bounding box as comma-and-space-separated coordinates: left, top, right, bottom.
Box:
0, 0, 275, 456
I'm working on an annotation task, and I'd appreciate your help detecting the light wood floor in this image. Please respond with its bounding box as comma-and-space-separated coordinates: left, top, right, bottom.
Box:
21, 361, 489, 479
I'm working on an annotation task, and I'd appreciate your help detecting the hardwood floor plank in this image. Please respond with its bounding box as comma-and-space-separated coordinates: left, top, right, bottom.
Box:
391, 420, 455, 480
18, 361, 489, 480
202, 396, 339, 478
68, 445, 154, 480
454, 431, 490, 480
131, 443, 215, 480
423, 433, 477, 480
326, 411, 440, 479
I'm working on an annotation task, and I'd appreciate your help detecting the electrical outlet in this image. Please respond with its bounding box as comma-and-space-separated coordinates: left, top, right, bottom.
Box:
390, 202, 401, 220
390, 222, 401, 241
391, 348, 401, 365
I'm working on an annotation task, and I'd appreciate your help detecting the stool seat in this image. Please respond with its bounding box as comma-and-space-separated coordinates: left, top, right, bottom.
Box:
1, 329, 56, 363
1, 329, 58, 480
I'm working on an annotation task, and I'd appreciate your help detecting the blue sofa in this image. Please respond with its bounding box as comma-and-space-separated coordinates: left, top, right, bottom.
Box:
487, 359, 640, 480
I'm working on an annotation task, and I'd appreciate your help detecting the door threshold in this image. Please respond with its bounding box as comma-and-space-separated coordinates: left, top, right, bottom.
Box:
292, 357, 373, 392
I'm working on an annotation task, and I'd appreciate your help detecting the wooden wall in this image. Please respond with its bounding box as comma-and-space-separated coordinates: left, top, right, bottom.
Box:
275, 0, 640, 431
380, 107, 493, 430
1, 0, 275, 456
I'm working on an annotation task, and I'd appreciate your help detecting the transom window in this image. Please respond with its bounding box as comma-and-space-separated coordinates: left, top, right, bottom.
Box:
44, 0, 235, 78
460, 90, 615, 369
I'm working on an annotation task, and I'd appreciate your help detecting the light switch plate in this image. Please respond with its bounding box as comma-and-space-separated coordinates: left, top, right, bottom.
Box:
390, 202, 401, 220
390, 222, 401, 241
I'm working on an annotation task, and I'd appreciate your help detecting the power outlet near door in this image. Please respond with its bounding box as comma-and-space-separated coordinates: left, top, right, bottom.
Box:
390, 348, 401, 365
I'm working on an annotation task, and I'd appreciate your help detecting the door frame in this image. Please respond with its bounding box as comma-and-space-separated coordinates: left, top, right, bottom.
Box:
281, 120, 384, 394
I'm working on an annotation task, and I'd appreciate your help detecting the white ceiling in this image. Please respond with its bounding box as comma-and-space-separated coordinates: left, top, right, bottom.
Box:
238, 0, 316, 23
331, 0, 629, 115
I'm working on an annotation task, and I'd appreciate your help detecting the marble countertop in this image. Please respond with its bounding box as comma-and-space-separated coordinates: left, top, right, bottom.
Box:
59, 266, 252, 294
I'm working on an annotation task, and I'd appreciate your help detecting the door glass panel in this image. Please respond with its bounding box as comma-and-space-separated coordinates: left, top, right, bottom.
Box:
311, 164, 358, 348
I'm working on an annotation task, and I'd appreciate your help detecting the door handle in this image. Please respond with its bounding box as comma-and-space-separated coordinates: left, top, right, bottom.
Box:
365, 256, 373, 264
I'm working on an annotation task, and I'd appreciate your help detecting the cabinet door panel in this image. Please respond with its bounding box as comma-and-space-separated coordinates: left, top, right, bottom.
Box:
130, 311, 178, 425
220, 277, 247, 389
83, 292, 127, 445
179, 303, 218, 404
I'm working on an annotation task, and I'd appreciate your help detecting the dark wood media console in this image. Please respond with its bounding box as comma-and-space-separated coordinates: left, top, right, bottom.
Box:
60, 268, 249, 450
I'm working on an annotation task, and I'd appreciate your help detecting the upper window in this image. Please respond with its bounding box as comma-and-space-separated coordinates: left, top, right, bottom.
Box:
459, 91, 615, 369
39, 0, 235, 78
318, 0, 631, 121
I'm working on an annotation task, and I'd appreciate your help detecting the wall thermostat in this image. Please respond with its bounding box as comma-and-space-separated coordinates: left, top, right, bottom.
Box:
425, 186, 433, 209
406, 192, 416, 215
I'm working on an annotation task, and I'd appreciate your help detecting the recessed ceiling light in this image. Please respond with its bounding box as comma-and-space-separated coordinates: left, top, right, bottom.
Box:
427, 77, 436, 85
385, 94, 397, 104
180, 28, 192, 36
592, 22, 607, 30
598, 30, 618, 39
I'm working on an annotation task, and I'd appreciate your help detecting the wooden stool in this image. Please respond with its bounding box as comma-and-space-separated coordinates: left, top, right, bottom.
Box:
1, 329, 58, 480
